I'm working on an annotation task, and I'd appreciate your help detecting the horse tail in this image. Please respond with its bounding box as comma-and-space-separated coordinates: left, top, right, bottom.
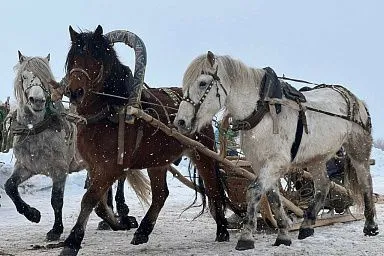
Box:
126, 170, 151, 206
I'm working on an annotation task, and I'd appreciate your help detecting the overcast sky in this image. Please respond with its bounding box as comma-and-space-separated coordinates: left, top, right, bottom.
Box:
1, 0, 383, 139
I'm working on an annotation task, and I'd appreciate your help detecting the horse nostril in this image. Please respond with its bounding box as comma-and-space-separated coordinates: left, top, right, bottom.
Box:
70, 88, 85, 102
76, 88, 84, 98
178, 119, 186, 127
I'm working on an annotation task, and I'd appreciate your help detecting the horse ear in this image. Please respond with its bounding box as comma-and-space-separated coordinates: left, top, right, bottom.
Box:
46, 53, 50, 62
207, 51, 215, 67
69, 25, 79, 42
18, 50, 26, 63
94, 25, 103, 37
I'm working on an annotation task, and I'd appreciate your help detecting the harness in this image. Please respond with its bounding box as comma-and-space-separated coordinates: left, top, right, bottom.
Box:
11, 111, 63, 136
182, 66, 371, 162
65, 66, 184, 165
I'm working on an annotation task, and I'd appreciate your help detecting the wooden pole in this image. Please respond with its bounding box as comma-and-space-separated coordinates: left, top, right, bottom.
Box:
168, 165, 204, 194
127, 106, 304, 217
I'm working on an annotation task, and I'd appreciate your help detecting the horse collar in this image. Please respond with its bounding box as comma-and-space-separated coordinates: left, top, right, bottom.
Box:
11, 111, 62, 136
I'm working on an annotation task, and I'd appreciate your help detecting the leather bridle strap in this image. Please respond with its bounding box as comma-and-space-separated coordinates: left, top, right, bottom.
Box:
69, 65, 104, 86
182, 69, 228, 117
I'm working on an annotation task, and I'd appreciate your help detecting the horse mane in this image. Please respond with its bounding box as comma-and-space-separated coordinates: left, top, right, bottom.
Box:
13, 56, 54, 106
65, 29, 134, 102
183, 54, 264, 90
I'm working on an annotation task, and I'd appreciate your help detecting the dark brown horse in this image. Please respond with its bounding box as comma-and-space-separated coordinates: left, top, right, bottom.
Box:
58, 25, 228, 256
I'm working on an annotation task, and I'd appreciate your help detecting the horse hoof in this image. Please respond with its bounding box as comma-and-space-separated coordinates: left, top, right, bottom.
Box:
97, 220, 112, 230
298, 227, 314, 240
364, 225, 379, 236
121, 215, 138, 229
273, 238, 292, 246
235, 239, 254, 251
131, 233, 149, 245
215, 230, 230, 242
59, 246, 79, 256
46, 230, 62, 241
25, 207, 41, 223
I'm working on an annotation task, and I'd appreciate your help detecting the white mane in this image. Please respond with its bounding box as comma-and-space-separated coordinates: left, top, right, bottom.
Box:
183, 54, 264, 92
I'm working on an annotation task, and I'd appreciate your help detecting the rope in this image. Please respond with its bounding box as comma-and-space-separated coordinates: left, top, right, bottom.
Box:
278, 75, 320, 86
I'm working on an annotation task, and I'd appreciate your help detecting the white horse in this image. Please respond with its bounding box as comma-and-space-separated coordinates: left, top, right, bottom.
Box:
4, 52, 86, 241
174, 51, 378, 250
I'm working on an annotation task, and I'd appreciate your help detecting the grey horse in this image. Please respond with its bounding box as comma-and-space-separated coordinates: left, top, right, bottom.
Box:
4, 52, 87, 241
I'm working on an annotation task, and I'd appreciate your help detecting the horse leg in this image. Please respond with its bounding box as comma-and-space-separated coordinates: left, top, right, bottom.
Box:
192, 154, 229, 242
349, 157, 378, 236
46, 174, 67, 241
131, 167, 168, 245
4, 165, 40, 223
115, 177, 130, 216
236, 161, 286, 250
298, 163, 330, 239
60, 172, 119, 256
107, 186, 113, 209
235, 178, 262, 250
344, 132, 378, 236
266, 186, 291, 246
96, 185, 115, 231
94, 191, 137, 231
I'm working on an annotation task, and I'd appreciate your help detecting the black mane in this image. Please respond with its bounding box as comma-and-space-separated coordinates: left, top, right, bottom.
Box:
65, 29, 134, 105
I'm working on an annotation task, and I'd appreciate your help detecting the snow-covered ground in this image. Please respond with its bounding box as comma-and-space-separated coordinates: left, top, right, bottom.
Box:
0, 148, 383, 256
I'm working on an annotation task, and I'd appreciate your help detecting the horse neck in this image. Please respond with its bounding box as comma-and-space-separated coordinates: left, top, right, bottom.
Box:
17, 104, 45, 125
225, 68, 265, 120
75, 94, 106, 116
104, 63, 133, 105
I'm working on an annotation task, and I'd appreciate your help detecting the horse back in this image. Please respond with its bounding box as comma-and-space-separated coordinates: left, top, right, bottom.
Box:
141, 87, 183, 125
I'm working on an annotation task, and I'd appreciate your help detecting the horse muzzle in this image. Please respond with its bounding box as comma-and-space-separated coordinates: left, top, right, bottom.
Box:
68, 87, 85, 104
29, 96, 46, 112
174, 118, 194, 135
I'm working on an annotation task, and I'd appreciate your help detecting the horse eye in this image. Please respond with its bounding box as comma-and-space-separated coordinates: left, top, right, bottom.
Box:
199, 81, 206, 88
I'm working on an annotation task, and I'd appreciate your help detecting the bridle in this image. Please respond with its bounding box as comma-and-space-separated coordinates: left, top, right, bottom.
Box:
22, 73, 51, 104
68, 64, 104, 91
182, 66, 228, 117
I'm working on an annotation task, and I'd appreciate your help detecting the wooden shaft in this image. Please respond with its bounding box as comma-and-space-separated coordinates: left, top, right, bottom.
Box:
168, 165, 204, 194
127, 106, 305, 217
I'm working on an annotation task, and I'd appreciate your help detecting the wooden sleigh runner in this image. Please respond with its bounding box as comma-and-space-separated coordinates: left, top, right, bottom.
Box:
125, 106, 376, 232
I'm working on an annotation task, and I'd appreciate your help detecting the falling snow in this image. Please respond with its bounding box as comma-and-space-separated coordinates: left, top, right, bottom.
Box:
0, 148, 383, 255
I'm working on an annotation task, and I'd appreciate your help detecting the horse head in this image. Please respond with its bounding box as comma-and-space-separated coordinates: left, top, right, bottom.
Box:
15, 51, 52, 115
175, 51, 229, 134
21, 70, 47, 112
65, 25, 147, 114
65, 25, 106, 106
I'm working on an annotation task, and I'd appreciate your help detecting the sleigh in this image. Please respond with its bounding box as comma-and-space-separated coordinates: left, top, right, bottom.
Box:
221, 156, 375, 231
125, 106, 374, 232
